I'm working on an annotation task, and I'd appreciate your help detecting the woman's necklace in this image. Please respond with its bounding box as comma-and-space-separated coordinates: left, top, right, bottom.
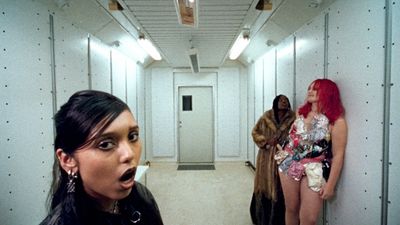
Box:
110, 201, 119, 214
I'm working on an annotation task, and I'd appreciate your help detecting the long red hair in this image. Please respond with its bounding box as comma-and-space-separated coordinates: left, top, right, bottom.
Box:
298, 79, 345, 124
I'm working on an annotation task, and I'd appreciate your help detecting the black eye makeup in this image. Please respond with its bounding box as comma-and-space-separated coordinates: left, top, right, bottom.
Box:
128, 129, 139, 142
93, 125, 139, 151
97, 138, 116, 151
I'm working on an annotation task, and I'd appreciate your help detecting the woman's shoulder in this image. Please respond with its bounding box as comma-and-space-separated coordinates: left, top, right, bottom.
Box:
329, 116, 347, 136
333, 116, 347, 127
129, 182, 164, 224
262, 109, 274, 119
254, 110, 274, 126
133, 182, 151, 195
288, 110, 296, 119
131, 182, 157, 205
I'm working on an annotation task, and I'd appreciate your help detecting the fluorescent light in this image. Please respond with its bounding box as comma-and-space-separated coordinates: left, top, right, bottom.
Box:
119, 37, 146, 63
229, 32, 250, 60
138, 35, 162, 60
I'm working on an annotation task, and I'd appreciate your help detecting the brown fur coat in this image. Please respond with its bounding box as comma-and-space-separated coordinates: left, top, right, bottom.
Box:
252, 109, 295, 201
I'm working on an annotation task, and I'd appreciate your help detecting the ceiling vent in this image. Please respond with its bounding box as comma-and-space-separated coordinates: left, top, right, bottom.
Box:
188, 48, 200, 73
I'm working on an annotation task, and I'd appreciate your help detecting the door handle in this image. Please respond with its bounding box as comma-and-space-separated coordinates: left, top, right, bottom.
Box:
179, 121, 182, 128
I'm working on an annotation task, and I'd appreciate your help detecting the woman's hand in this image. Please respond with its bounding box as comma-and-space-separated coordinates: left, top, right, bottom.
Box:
319, 184, 335, 200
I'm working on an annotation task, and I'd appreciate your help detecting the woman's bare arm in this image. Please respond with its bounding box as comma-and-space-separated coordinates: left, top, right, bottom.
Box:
320, 117, 348, 199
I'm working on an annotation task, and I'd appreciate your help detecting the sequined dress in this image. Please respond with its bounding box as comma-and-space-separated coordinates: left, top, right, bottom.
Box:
274, 113, 331, 192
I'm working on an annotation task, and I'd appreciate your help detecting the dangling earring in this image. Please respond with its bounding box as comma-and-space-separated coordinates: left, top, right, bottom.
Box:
67, 170, 78, 193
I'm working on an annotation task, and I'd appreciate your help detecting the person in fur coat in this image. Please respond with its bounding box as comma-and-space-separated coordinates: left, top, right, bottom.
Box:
250, 95, 295, 225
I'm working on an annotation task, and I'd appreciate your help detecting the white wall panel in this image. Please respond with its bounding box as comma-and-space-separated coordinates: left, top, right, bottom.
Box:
294, 13, 325, 108
388, 1, 400, 224
89, 36, 111, 93
276, 36, 295, 105
217, 68, 240, 157
151, 68, 175, 157
54, 15, 88, 108
253, 58, 264, 163
239, 66, 249, 161
326, 1, 385, 224
126, 59, 137, 118
254, 58, 264, 117
111, 49, 126, 102
136, 65, 147, 161
263, 49, 276, 110
145, 69, 153, 159
0, 1, 53, 224
247, 64, 256, 164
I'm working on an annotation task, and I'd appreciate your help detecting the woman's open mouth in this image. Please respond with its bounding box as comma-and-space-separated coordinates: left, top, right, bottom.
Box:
119, 168, 136, 189
120, 168, 136, 181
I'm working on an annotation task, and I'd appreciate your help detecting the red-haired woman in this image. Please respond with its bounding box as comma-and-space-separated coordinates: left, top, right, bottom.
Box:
274, 79, 348, 225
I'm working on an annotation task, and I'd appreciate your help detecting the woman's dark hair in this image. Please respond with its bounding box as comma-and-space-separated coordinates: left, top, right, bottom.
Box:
46, 90, 130, 224
272, 95, 291, 124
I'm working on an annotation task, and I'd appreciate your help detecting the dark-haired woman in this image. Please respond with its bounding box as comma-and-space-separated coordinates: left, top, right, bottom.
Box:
276, 79, 348, 225
250, 95, 296, 225
40, 90, 163, 225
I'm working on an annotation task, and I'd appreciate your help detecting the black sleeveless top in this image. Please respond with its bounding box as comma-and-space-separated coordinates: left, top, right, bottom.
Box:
40, 182, 163, 225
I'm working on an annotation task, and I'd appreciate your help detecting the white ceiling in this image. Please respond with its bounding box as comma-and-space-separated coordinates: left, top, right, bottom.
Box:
118, 0, 261, 68
52, 0, 336, 68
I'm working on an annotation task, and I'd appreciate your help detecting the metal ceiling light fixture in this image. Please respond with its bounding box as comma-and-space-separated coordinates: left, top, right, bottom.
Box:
229, 30, 250, 60
255, 0, 272, 10
137, 34, 162, 60
187, 39, 199, 73
174, 0, 198, 27
188, 47, 200, 73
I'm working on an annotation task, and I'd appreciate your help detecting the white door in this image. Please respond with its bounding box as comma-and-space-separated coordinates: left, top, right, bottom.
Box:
178, 86, 213, 163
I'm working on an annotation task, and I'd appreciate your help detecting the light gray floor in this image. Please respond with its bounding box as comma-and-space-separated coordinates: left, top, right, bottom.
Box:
144, 162, 255, 225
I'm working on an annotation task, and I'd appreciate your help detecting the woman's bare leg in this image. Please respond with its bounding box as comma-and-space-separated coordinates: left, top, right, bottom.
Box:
299, 178, 323, 225
279, 172, 301, 225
